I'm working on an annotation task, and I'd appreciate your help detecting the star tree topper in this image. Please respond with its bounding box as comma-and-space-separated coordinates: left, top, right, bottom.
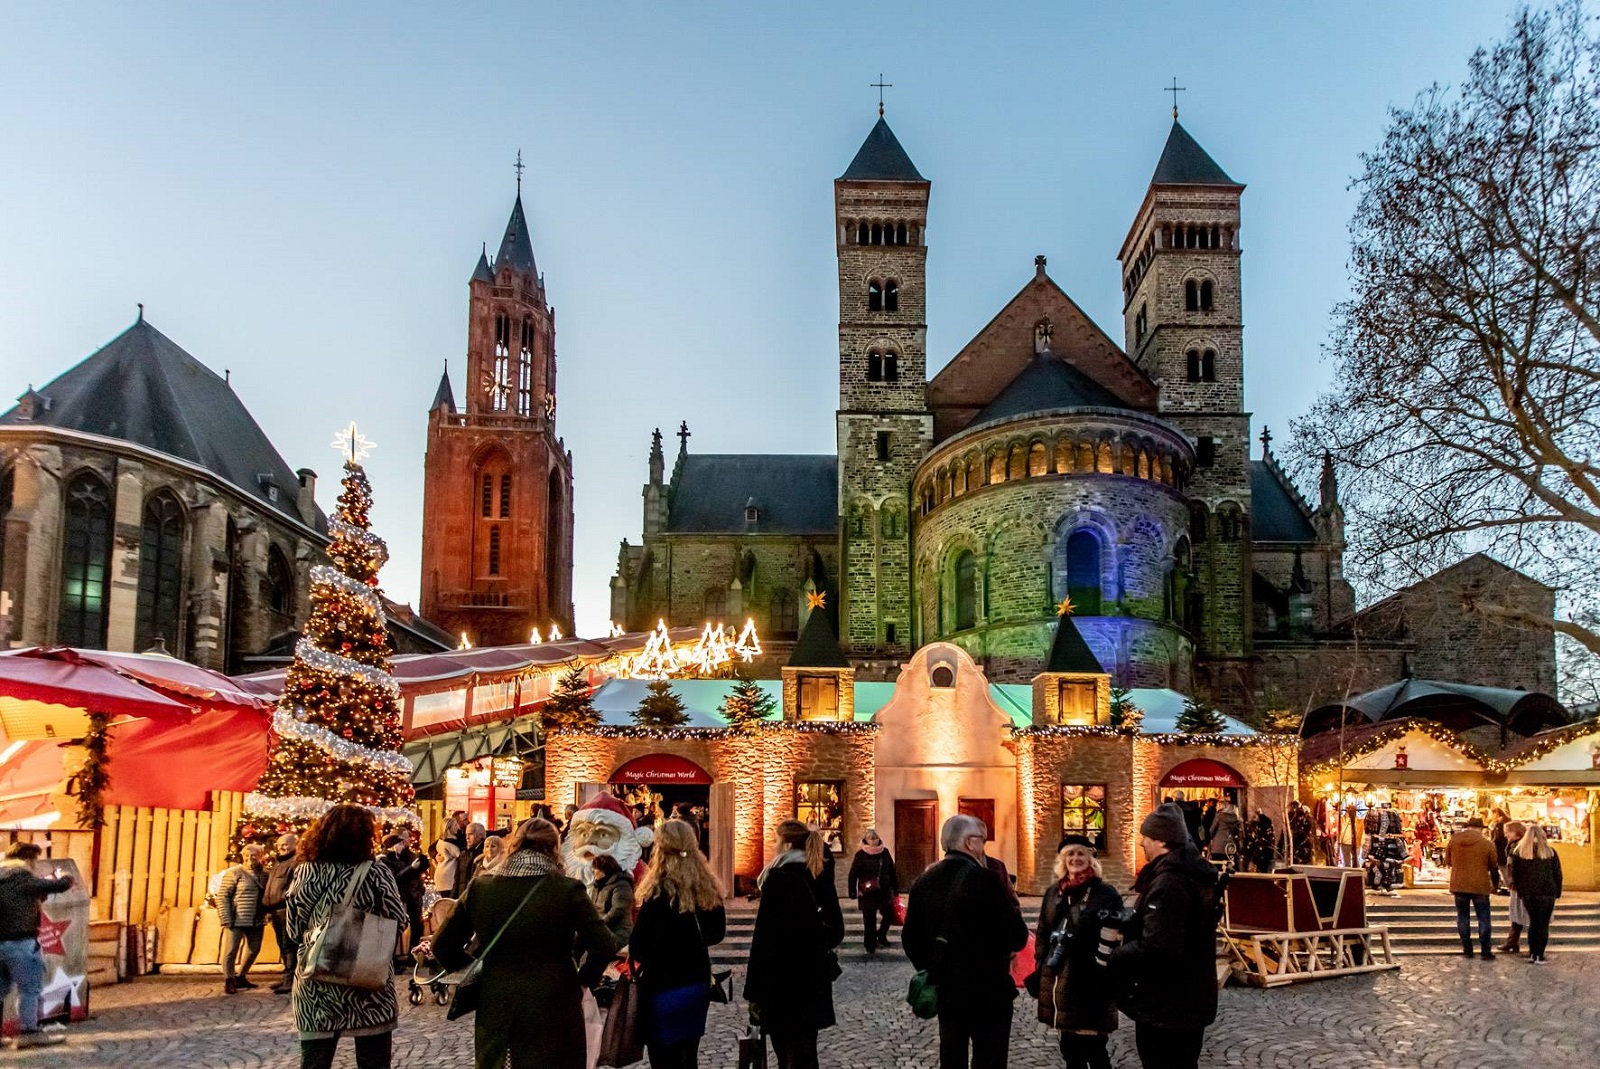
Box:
331, 422, 375, 463
806, 590, 828, 610
1056, 595, 1076, 617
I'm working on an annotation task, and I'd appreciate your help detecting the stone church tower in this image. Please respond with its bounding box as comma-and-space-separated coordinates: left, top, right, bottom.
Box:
1118, 119, 1251, 696
835, 115, 932, 660
419, 184, 575, 646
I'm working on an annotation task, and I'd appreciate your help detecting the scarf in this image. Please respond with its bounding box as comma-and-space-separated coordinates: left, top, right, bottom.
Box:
501, 851, 563, 878
756, 848, 806, 890
1058, 869, 1094, 893
860, 843, 886, 856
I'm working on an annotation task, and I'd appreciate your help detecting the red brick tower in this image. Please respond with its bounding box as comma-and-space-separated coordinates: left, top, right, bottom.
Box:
419, 178, 574, 645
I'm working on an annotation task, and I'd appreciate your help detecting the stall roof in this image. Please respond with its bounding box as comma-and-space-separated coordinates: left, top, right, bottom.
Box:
1303, 678, 1569, 740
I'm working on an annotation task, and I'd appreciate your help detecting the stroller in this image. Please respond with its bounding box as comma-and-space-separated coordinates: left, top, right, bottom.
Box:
405, 893, 456, 1007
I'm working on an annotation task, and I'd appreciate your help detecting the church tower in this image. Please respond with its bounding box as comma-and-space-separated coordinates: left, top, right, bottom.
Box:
835, 113, 932, 659
1118, 118, 1251, 680
420, 172, 575, 646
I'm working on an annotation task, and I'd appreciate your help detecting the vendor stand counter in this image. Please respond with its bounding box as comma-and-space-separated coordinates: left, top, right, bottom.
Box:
1220, 867, 1398, 987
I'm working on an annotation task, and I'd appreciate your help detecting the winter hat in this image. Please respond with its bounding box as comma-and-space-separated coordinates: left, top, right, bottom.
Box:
382, 833, 405, 848
576, 793, 637, 829
1057, 834, 1097, 853
1139, 803, 1190, 847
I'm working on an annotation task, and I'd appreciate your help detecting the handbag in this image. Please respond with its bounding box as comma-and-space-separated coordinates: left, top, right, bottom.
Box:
737, 1026, 768, 1069
442, 876, 545, 1020
298, 861, 398, 991
693, 911, 735, 1004
891, 893, 907, 926
597, 972, 644, 1067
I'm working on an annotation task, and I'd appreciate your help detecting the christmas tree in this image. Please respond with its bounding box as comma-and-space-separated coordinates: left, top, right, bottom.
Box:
635, 679, 689, 728
544, 663, 600, 730
719, 671, 774, 734
1175, 691, 1227, 734
240, 426, 416, 843
1108, 683, 1145, 733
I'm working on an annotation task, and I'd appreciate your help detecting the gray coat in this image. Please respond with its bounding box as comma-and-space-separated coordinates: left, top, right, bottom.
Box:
217, 863, 268, 929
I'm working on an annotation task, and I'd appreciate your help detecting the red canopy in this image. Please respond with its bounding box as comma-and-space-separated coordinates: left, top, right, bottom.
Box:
0, 647, 271, 719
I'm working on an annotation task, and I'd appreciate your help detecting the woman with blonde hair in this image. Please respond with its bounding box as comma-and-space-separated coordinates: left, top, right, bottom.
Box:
1032, 836, 1121, 1069
745, 820, 844, 1069
1509, 823, 1563, 963
627, 819, 726, 1069
479, 833, 509, 875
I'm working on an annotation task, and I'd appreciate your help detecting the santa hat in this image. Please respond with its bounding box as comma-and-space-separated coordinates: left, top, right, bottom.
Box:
576, 793, 636, 829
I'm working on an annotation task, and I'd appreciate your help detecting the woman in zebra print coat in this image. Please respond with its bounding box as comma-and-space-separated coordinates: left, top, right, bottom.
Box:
286, 805, 409, 1069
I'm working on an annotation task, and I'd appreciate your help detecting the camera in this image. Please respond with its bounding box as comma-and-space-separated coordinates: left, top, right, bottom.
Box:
1044, 928, 1070, 970
1093, 907, 1137, 969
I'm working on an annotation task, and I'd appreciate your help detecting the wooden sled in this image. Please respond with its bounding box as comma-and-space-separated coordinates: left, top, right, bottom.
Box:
1220, 868, 1399, 987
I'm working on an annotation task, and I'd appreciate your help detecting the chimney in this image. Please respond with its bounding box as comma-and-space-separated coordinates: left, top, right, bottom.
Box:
296, 468, 318, 526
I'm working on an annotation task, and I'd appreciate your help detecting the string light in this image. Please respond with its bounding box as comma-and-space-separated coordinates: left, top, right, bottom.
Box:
273, 708, 415, 776
529, 628, 543, 645
549, 624, 562, 641
733, 618, 762, 661
608, 621, 626, 638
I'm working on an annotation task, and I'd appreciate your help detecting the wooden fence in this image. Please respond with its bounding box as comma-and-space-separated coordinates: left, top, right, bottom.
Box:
90, 791, 247, 925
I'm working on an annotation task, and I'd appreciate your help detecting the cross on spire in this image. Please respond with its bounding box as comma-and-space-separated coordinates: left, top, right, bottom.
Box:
1163, 76, 1187, 120
677, 420, 691, 454
871, 73, 893, 117
1260, 425, 1273, 456
514, 149, 524, 195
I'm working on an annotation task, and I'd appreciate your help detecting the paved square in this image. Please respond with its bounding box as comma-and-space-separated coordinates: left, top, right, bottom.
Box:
13, 951, 1596, 1069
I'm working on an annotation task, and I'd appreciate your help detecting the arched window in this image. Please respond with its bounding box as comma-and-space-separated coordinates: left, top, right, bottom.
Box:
704, 587, 727, 622
517, 318, 534, 416
1200, 280, 1214, 311
1096, 442, 1114, 474
1008, 445, 1027, 481
1186, 349, 1202, 382
1185, 280, 1199, 311
1137, 450, 1151, 480
884, 280, 899, 312
1028, 442, 1048, 477
474, 452, 511, 580
871, 223, 882, 245
883, 351, 899, 381
58, 472, 113, 648
896, 222, 907, 244
488, 527, 502, 576
856, 223, 868, 245
1055, 439, 1072, 473
1065, 531, 1102, 616
967, 455, 983, 491
989, 451, 1007, 485
867, 351, 883, 381
0, 467, 12, 597
954, 551, 978, 631
1077, 441, 1095, 471
265, 545, 293, 618
1219, 505, 1242, 542
953, 464, 966, 496
499, 473, 512, 518
135, 493, 185, 653
771, 589, 797, 634
1189, 505, 1209, 543
868, 281, 882, 312
1201, 349, 1217, 382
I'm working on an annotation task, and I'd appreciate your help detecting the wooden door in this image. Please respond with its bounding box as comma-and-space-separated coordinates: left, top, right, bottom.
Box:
895, 800, 939, 882
709, 781, 735, 896
958, 798, 996, 841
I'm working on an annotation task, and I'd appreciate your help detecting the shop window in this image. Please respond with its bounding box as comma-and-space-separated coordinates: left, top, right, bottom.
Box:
959, 798, 996, 841
795, 780, 844, 853
798, 674, 839, 720
1062, 784, 1108, 852
1056, 680, 1099, 725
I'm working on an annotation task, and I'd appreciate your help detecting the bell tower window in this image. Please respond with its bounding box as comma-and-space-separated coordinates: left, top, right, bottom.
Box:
868, 281, 882, 312
868, 351, 883, 381
517, 318, 534, 416
883, 351, 898, 381
884, 280, 899, 312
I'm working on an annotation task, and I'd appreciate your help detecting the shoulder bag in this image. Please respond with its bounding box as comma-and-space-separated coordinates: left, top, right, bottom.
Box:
692, 911, 735, 1004
298, 861, 398, 991
442, 875, 545, 1020
905, 863, 972, 1019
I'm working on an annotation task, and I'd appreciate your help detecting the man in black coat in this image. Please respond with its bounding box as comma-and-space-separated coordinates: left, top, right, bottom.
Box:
380, 833, 428, 954
1110, 803, 1219, 1069
260, 833, 299, 994
903, 814, 1028, 1069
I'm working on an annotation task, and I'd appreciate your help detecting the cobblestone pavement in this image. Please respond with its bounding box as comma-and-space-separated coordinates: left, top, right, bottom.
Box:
15, 950, 1599, 1069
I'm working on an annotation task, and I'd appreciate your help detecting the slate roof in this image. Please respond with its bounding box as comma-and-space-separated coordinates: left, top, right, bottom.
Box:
789, 605, 851, 669
667, 455, 837, 535
968, 351, 1131, 430
1250, 461, 1318, 543
470, 247, 493, 284
430, 366, 456, 413
495, 195, 538, 276
1044, 615, 1104, 674
840, 117, 925, 182
0, 319, 321, 527
1150, 121, 1237, 186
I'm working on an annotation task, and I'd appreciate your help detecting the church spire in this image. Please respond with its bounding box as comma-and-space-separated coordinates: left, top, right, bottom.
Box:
430, 361, 456, 413
495, 152, 539, 280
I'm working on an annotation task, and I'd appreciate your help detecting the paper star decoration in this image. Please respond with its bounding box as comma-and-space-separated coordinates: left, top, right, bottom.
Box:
36, 911, 71, 956
806, 590, 827, 610
1056, 596, 1076, 617
330, 422, 375, 463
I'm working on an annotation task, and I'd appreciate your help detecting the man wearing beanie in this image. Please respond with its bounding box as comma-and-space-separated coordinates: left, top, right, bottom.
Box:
1109, 802, 1219, 1069
379, 832, 427, 955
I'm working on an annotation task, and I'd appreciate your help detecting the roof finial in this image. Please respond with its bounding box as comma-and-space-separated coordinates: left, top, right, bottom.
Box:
136, 302, 144, 323
1260, 424, 1273, 457
1163, 76, 1186, 120
514, 149, 524, 196
677, 420, 691, 455
871, 73, 893, 118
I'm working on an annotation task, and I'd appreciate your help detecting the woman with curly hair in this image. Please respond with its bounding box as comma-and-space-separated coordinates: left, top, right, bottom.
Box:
284, 804, 409, 1069
627, 819, 726, 1069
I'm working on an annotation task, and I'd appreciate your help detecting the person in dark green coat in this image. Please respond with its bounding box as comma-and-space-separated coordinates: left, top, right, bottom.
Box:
429, 818, 616, 1069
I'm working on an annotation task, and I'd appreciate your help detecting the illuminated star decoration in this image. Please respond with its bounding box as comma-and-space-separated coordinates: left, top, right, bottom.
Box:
806, 590, 828, 610
1056, 596, 1076, 617
330, 422, 375, 463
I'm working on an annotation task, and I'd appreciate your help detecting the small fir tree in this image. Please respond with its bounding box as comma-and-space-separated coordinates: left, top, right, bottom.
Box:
241, 442, 416, 847
1108, 683, 1145, 733
719, 672, 775, 734
1176, 692, 1227, 734
544, 664, 600, 730
635, 678, 689, 728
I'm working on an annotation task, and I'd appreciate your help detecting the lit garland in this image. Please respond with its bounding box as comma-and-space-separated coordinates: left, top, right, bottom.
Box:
310, 563, 386, 615
1301, 719, 1493, 775
547, 719, 879, 740
1496, 720, 1600, 770
244, 792, 420, 829
327, 518, 389, 566
293, 638, 402, 700
1013, 725, 1132, 739
1142, 732, 1299, 748
273, 708, 414, 775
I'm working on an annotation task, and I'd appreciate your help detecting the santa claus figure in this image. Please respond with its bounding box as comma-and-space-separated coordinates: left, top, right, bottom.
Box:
560, 792, 650, 885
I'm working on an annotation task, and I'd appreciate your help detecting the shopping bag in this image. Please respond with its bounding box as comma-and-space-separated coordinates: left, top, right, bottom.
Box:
583, 988, 605, 1069
298, 862, 398, 991
891, 893, 907, 926
1010, 931, 1036, 988
597, 973, 644, 1067
905, 969, 938, 1019
737, 1027, 767, 1069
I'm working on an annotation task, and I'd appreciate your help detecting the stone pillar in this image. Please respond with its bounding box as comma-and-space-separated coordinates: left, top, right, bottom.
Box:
10, 446, 62, 647
106, 463, 145, 651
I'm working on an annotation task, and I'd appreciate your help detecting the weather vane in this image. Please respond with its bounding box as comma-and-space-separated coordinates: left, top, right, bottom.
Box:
1164, 76, 1186, 120
514, 149, 524, 195
331, 421, 375, 464
871, 73, 893, 117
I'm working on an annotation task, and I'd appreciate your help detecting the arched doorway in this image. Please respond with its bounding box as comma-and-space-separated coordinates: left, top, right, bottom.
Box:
1158, 757, 1247, 808
610, 754, 729, 891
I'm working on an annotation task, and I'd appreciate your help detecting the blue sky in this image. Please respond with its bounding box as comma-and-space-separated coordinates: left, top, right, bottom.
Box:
0, 2, 1530, 636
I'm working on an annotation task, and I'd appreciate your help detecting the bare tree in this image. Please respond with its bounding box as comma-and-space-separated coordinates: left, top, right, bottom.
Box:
1294, 2, 1600, 668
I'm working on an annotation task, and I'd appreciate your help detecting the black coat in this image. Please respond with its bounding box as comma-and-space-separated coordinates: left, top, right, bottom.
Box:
1510, 853, 1564, 898
381, 848, 427, 906
1034, 877, 1121, 1034
744, 859, 844, 1032
628, 895, 724, 990
903, 852, 1028, 1014
846, 849, 899, 908
1109, 845, 1218, 1031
